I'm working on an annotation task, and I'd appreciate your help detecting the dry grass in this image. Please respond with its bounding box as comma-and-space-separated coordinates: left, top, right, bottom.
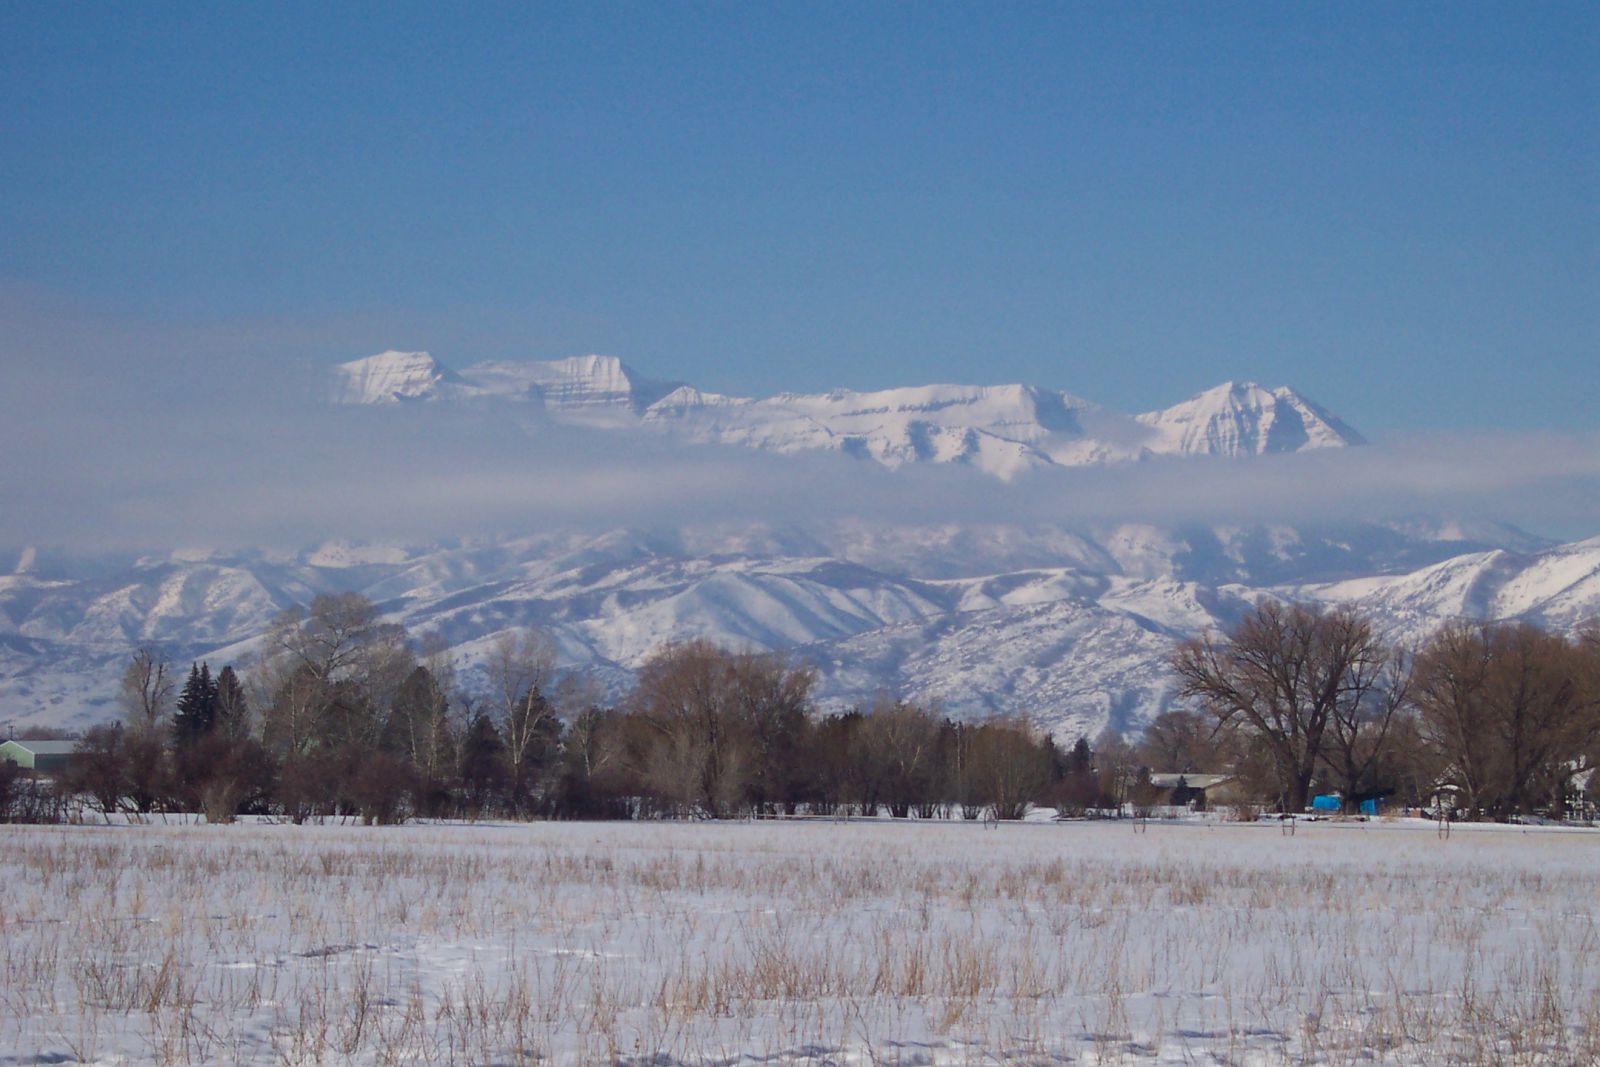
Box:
0, 817, 1596, 1064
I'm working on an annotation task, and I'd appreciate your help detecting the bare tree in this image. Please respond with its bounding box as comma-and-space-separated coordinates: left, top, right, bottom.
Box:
253, 592, 409, 756
1412, 621, 1593, 819
1135, 709, 1225, 773
65, 725, 129, 819
1410, 620, 1496, 815
731, 652, 815, 814
631, 640, 753, 817
1091, 727, 1143, 812
967, 715, 1052, 820
483, 629, 561, 814
267, 592, 389, 682
645, 720, 718, 816
357, 630, 421, 727
119, 648, 174, 737
1478, 624, 1584, 818
1577, 622, 1600, 811
253, 659, 325, 758
559, 702, 613, 782
1173, 600, 1393, 813
859, 697, 941, 818
557, 698, 631, 818
812, 711, 869, 816
1320, 630, 1410, 812
383, 667, 452, 773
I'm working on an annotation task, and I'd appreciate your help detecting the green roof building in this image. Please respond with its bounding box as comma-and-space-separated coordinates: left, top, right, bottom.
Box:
0, 739, 78, 774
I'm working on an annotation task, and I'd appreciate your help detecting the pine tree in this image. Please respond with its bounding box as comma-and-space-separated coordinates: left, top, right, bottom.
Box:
172, 662, 219, 748
213, 665, 248, 738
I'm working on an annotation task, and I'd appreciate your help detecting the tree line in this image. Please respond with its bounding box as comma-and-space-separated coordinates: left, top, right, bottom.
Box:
21, 593, 1101, 824
4, 593, 1595, 825
1169, 601, 1600, 820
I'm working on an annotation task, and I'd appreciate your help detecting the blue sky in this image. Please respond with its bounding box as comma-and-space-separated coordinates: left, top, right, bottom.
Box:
3, 2, 1595, 433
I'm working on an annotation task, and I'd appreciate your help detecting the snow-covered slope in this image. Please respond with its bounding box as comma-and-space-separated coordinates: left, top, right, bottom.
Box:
644, 382, 1088, 478
327, 352, 1363, 475
1289, 536, 1600, 644
467, 355, 684, 418
4, 522, 1592, 742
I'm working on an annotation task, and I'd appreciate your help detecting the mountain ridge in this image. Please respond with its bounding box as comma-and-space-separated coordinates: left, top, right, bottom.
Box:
5, 521, 1593, 742
330, 351, 1364, 476
6, 355, 1582, 743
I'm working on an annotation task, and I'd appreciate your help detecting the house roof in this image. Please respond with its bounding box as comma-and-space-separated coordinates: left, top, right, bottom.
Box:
1148, 772, 1235, 790
1, 739, 79, 756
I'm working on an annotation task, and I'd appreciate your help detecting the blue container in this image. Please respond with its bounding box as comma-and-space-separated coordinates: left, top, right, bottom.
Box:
1311, 795, 1341, 812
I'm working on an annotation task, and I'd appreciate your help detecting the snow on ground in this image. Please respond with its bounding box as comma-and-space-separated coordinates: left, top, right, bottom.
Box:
1, 817, 1596, 1065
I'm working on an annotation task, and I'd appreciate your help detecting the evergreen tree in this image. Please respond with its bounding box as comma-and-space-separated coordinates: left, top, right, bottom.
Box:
458, 712, 507, 817
213, 665, 248, 738
1068, 736, 1094, 774
172, 662, 218, 748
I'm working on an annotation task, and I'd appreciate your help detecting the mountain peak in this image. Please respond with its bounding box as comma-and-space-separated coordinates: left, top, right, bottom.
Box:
1188, 380, 1277, 405
1136, 382, 1365, 457
331, 351, 463, 404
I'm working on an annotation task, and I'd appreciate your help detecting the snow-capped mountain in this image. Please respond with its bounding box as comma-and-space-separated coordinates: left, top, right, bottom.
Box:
330, 350, 470, 405
1136, 380, 1366, 457
332, 350, 684, 420
4, 352, 1587, 743
5, 521, 1595, 742
329, 351, 1364, 477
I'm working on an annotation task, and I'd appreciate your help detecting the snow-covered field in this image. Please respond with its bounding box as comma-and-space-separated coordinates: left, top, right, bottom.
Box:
2, 817, 1596, 1065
